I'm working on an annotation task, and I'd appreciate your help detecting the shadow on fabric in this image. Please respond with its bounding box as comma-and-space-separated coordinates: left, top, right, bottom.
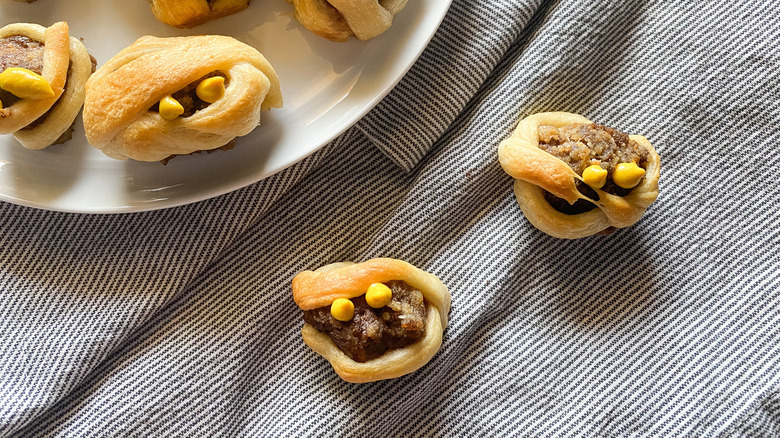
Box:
523, 224, 660, 328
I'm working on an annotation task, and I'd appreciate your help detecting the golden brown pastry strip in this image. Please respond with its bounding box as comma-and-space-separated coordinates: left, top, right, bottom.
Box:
289, 0, 408, 41
149, 0, 250, 28
83, 35, 282, 161
498, 112, 661, 239
293, 258, 451, 383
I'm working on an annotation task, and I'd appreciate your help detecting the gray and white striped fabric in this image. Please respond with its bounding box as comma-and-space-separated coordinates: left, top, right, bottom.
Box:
1, 0, 779, 436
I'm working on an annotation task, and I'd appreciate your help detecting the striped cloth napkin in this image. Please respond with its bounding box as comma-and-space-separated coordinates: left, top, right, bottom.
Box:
1, 0, 778, 436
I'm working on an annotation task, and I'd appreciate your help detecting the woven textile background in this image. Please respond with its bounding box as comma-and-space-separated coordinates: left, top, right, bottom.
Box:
1, 0, 779, 436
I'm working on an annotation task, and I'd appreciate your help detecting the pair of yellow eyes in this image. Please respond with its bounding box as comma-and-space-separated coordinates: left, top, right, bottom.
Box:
582, 162, 646, 190
158, 76, 225, 120
0, 67, 56, 109
330, 283, 394, 322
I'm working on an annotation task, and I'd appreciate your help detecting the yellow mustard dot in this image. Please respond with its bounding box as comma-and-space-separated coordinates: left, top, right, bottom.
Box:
0, 98, 3, 110
159, 95, 184, 120
365, 283, 392, 308
0, 67, 55, 100
196, 76, 225, 104
613, 162, 646, 189
582, 164, 608, 189
330, 298, 355, 322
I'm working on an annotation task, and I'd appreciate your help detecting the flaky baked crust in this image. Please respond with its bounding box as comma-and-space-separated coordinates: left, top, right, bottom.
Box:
12, 29, 92, 149
149, 0, 250, 28
288, 0, 407, 41
0, 22, 69, 137
83, 35, 282, 162
498, 112, 661, 239
292, 258, 451, 383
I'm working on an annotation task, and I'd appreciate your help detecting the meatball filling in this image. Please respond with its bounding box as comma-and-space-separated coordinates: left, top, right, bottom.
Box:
0, 35, 45, 111
152, 71, 232, 163
303, 281, 428, 363
0, 35, 44, 74
537, 123, 650, 214
1, 36, 96, 145
150, 71, 228, 118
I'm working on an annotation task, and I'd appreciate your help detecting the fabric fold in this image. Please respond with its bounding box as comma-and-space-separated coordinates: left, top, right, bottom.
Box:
1, 0, 780, 436
357, 0, 545, 171
0, 135, 341, 436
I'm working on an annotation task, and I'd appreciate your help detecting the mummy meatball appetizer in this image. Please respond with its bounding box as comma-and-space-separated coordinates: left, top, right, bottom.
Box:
292, 258, 451, 383
498, 112, 660, 239
0, 22, 93, 149
83, 35, 282, 162
149, 0, 250, 28
288, 0, 408, 41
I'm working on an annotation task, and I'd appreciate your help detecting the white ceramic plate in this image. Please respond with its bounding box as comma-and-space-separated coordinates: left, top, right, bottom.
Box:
0, 0, 450, 213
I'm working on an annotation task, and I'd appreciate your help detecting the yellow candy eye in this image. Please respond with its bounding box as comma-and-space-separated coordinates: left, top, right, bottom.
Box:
365, 283, 392, 308
582, 164, 607, 189
0, 67, 55, 100
330, 298, 355, 322
196, 76, 225, 104
159, 95, 184, 120
613, 162, 646, 189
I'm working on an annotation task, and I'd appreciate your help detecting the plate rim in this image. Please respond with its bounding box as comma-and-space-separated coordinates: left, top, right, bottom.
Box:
0, 0, 453, 214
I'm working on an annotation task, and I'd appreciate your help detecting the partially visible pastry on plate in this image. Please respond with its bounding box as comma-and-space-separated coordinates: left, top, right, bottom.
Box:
0, 22, 94, 149
288, 0, 407, 41
498, 112, 660, 239
292, 258, 451, 383
82, 35, 282, 162
149, 0, 250, 28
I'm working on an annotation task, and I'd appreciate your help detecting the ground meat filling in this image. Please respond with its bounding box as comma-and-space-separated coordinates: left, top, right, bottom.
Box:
537, 123, 650, 215
0, 35, 46, 111
0, 35, 44, 74
150, 71, 228, 117
151, 71, 232, 162
302, 281, 428, 363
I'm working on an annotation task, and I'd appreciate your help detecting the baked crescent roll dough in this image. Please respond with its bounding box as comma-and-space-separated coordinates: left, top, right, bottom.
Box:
149, 0, 250, 28
498, 112, 660, 239
288, 0, 407, 41
83, 35, 283, 162
292, 258, 451, 383
10, 28, 93, 149
0, 22, 92, 149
